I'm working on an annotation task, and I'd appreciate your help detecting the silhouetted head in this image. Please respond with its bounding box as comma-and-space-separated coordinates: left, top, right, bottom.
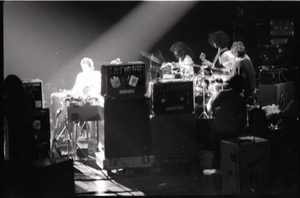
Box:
4, 74, 24, 96
170, 41, 194, 60
208, 30, 230, 49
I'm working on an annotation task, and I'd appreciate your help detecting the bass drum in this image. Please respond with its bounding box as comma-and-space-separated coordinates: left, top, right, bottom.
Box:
208, 82, 225, 96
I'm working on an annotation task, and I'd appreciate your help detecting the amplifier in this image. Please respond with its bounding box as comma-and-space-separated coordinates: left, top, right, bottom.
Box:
258, 65, 288, 84
101, 61, 146, 98
101, 97, 151, 158
259, 81, 295, 111
32, 108, 50, 158
151, 81, 194, 115
23, 79, 43, 108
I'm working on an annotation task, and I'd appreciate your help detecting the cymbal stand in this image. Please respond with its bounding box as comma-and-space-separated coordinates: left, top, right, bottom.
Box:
198, 78, 210, 119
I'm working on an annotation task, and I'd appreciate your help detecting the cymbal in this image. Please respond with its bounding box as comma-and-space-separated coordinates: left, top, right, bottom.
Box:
139, 50, 162, 64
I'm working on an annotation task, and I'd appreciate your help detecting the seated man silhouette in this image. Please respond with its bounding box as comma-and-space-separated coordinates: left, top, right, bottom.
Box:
207, 74, 247, 169
3, 74, 36, 161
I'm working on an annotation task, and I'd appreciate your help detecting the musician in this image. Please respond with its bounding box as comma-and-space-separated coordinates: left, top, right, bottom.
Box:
161, 41, 195, 78
71, 57, 101, 102
230, 41, 256, 105
71, 57, 102, 146
206, 74, 247, 168
200, 30, 235, 72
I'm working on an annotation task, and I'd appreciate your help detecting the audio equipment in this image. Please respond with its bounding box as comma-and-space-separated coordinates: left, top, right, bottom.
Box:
99, 97, 151, 158
33, 108, 50, 158
23, 79, 43, 109
258, 65, 288, 84
259, 81, 295, 111
151, 81, 194, 115
151, 113, 198, 161
101, 61, 146, 98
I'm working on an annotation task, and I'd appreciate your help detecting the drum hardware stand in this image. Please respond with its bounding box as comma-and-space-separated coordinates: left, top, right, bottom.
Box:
51, 112, 77, 160
198, 79, 210, 119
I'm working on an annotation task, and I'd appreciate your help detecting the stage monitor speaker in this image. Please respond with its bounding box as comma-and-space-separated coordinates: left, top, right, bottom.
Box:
101, 97, 151, 158
33, 108, 50, 158
259, 81, 295, 111
23, 79, 43, 109
151, 81, 194, 115
101, 61, 146, 99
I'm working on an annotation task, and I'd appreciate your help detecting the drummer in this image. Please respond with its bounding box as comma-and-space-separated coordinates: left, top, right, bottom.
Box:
199, 30, 235, 73
161, 41, 195, 79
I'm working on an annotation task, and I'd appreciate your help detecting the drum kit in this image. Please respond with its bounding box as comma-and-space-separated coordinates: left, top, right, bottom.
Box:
194, 67, 230, 97
140, 51, 231, 118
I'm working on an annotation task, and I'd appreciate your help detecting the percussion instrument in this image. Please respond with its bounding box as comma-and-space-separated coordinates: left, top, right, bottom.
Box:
193, 66, 231, 116
139, 50, 162, 64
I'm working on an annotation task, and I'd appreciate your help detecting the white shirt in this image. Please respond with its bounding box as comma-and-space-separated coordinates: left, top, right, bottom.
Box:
219, 50, 236, 72
72, 70, 101, 99
178, 55, 194, 76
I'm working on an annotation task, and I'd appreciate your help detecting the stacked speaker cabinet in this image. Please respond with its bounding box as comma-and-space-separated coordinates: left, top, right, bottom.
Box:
101, 97, 151, 158
150, 80, 198, 164
151, 113, 198, 161
32, 108, 50, 159
23, 79, 44, 109
151, 80, 194, 116
101, 61, 146, 99
96, 62, 155, 170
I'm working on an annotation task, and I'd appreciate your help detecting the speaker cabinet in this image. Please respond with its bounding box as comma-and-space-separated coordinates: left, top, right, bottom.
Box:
33, 108, 50, 158
151, 113, 198, 161
101, 62, 146, 99
259, 81, 295, 110
23, 79, 43, 109
100, 97, 151, 158
151, 81, 194, 115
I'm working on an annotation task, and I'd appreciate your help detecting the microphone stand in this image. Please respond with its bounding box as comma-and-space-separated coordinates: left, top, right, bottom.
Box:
199, 75, 209, 119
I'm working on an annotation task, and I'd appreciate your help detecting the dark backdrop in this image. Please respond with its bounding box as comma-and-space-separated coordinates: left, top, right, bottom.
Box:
2, 1, 300, 118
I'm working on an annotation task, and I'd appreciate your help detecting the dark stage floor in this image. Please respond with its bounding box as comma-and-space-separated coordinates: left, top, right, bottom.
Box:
2, 120, 300, 197
2, 141, 299, 197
